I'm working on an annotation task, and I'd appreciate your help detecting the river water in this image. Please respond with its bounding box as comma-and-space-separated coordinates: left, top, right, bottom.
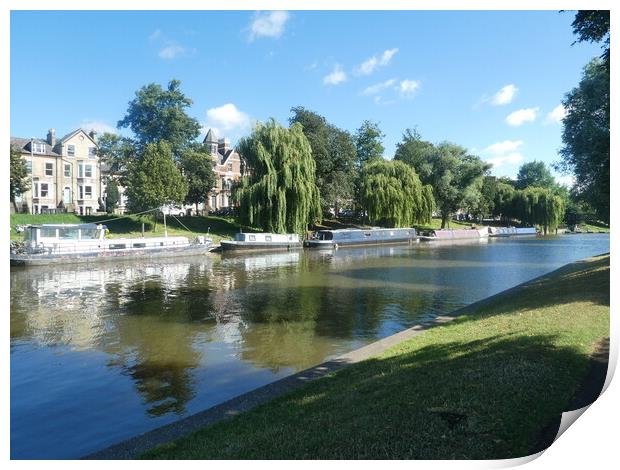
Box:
10, 234, 609, 459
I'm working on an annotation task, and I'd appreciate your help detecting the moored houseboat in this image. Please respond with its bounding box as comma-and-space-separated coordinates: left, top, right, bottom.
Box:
10, 223, 212, 266
418, 227, 489, 242
304, 227, 416, 249
488, 226, 538, 237
220, 232, 302, 252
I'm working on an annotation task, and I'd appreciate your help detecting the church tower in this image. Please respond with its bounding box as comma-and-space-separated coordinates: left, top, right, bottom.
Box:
203, 129, 219, 162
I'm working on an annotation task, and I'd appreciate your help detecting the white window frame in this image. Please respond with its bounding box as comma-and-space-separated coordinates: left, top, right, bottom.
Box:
26, 161, 32, 174
45, 162, 54, 176
84, 185, 93, 199
88, 147, 97, 158
84, 164, 93, 178
78, 185, 84, 199
64, 163, 71, 177
67, 144, 76, 157
33, 182, 39, 198
33, 143, 46, 154
78, 162, 84, 178
40, 183, 49, 198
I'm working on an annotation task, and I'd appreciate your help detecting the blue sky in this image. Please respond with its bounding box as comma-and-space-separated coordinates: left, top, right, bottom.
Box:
10, 10, 601, 182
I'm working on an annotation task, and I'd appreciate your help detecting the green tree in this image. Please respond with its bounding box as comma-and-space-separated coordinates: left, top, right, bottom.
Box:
515, 161, 556, 190
361, 159, 434, 227
10, 144, 30, 210
492, 181, 517, 222
557, 58, 609, 224
289, 107, 356, 214
396, 135, 491, 228
117, 79, 201, 157
125, 141, 188, 213
512, 187, 565, 235
354, 120, 385, 167
181, 145, 217, 213
234, 119, 321, 235
105, 180, 120, 214
571, 10, 610, 67
97, 132, 135, 185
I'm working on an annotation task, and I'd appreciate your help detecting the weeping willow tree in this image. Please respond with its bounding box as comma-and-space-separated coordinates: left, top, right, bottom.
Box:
360, 159, 434, 227
234, 119, 322, 234
513, 187, 565, 234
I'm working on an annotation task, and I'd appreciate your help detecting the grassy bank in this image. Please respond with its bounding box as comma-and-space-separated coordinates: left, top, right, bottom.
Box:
9, 213, 258, 245
143, 254, 609, 459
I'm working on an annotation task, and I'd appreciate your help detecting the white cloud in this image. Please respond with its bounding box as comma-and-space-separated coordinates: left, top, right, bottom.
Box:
491, 84, 518, 105
204, 104, 251, 137
483, 140, 524, 155
355, 48, 399, 75
79, 120, 117, 135
506, 107, 539, 126
158, 44, 188, 59
485, 152, 525, 169
323, 64, 347, 85
545, 104, 567, 124
362, 79, 397, 95
149, 29, 162, 41
248, 11, 290, 41
398, 79, 420, 97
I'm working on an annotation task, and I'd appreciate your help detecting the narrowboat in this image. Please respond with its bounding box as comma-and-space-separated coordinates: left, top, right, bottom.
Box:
488, 226, 537, 237
418, 227, 489, 242
304, 227, 416, 249
10, 223, 213, 266
220, 232, 302, 252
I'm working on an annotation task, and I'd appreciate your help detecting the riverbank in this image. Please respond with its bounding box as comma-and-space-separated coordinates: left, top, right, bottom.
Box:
9, 213, 258, 246
139, 254, 609, 460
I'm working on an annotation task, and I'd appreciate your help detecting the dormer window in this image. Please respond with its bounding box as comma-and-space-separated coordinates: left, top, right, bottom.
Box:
33, 143, 46, 154
67, 145, 75, 156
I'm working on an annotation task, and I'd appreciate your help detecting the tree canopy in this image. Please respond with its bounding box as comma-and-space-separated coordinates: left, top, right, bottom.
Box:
395, 131, 491, 228
96, 132, 135, 185
515, 161, 556, 190
289, 107, 357, 214
234, 120, 321, 234
512, 187, 565, 234
558, 58, 609, 223
571, 10, 610, 66
181, 145, 217, 212
10, 144, 30, 205
354, 120, 385, 167
117, 79, 201, 157
125, 141, 188, 213
361, 159, 434, 227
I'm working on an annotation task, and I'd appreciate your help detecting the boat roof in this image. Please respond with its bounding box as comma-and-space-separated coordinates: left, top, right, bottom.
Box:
24, 223, 107, 229
317, 227, 413, 233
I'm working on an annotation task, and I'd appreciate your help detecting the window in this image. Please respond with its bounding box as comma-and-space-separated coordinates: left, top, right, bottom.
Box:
248, 235, 256, 241
84, 165, 93, 178
67, 145, 75, 156
33, 182, 39, 198
221, 177, 226, 189
40, 183, 49, 198
45, 163, 53, 176
33, 143, 46, 154
227, 163, 233, 172
26, 161, 32, 174
88, 147, 96, 157
78, 185, 83, 199
64, 164, 71, 177
78, 162, 84, 177
265, 236, 272, 242
84, 186, 92, 198
40, 227, 57, 238
59, 228, 79, 240
81, 229, 99, 240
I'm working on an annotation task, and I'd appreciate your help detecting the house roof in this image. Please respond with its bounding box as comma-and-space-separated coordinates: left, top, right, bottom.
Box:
203, 128, 216, 144
58, 128, 98, 146
10, 137, 61, 157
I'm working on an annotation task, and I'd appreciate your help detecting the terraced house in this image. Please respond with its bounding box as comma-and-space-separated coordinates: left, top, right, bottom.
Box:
11, 128, 102, 215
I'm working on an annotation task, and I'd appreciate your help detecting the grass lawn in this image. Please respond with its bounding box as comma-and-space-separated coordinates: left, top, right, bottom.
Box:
9, 213, 259, 245
143, 254, 609, 459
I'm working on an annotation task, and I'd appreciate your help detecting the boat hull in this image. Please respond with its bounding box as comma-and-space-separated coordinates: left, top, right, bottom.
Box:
304, 236, 415, 249
220, 240, 302, 252
10, 243, 212, 267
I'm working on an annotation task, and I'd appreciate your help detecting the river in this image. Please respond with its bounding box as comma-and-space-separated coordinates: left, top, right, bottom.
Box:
10, 233, 609, 458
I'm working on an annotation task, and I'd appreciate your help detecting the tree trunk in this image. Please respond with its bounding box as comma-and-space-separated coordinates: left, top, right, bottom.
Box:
441, 212, 448, 229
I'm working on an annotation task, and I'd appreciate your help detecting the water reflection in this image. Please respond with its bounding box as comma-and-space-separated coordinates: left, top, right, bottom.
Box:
10, 234, 610, 458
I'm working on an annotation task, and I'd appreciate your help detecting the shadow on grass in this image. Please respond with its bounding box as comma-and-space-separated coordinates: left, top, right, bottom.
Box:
144, 332, 603, 460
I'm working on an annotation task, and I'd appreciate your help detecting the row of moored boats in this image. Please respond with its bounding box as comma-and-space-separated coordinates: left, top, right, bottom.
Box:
10, 223, 538, 266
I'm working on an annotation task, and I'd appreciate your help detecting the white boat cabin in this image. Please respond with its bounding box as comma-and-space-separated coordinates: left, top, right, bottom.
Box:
233, 233, 300, 244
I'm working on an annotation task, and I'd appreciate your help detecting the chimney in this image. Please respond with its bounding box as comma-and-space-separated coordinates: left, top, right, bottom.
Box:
47, 128, 56, 146
89, 129, 98, 142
